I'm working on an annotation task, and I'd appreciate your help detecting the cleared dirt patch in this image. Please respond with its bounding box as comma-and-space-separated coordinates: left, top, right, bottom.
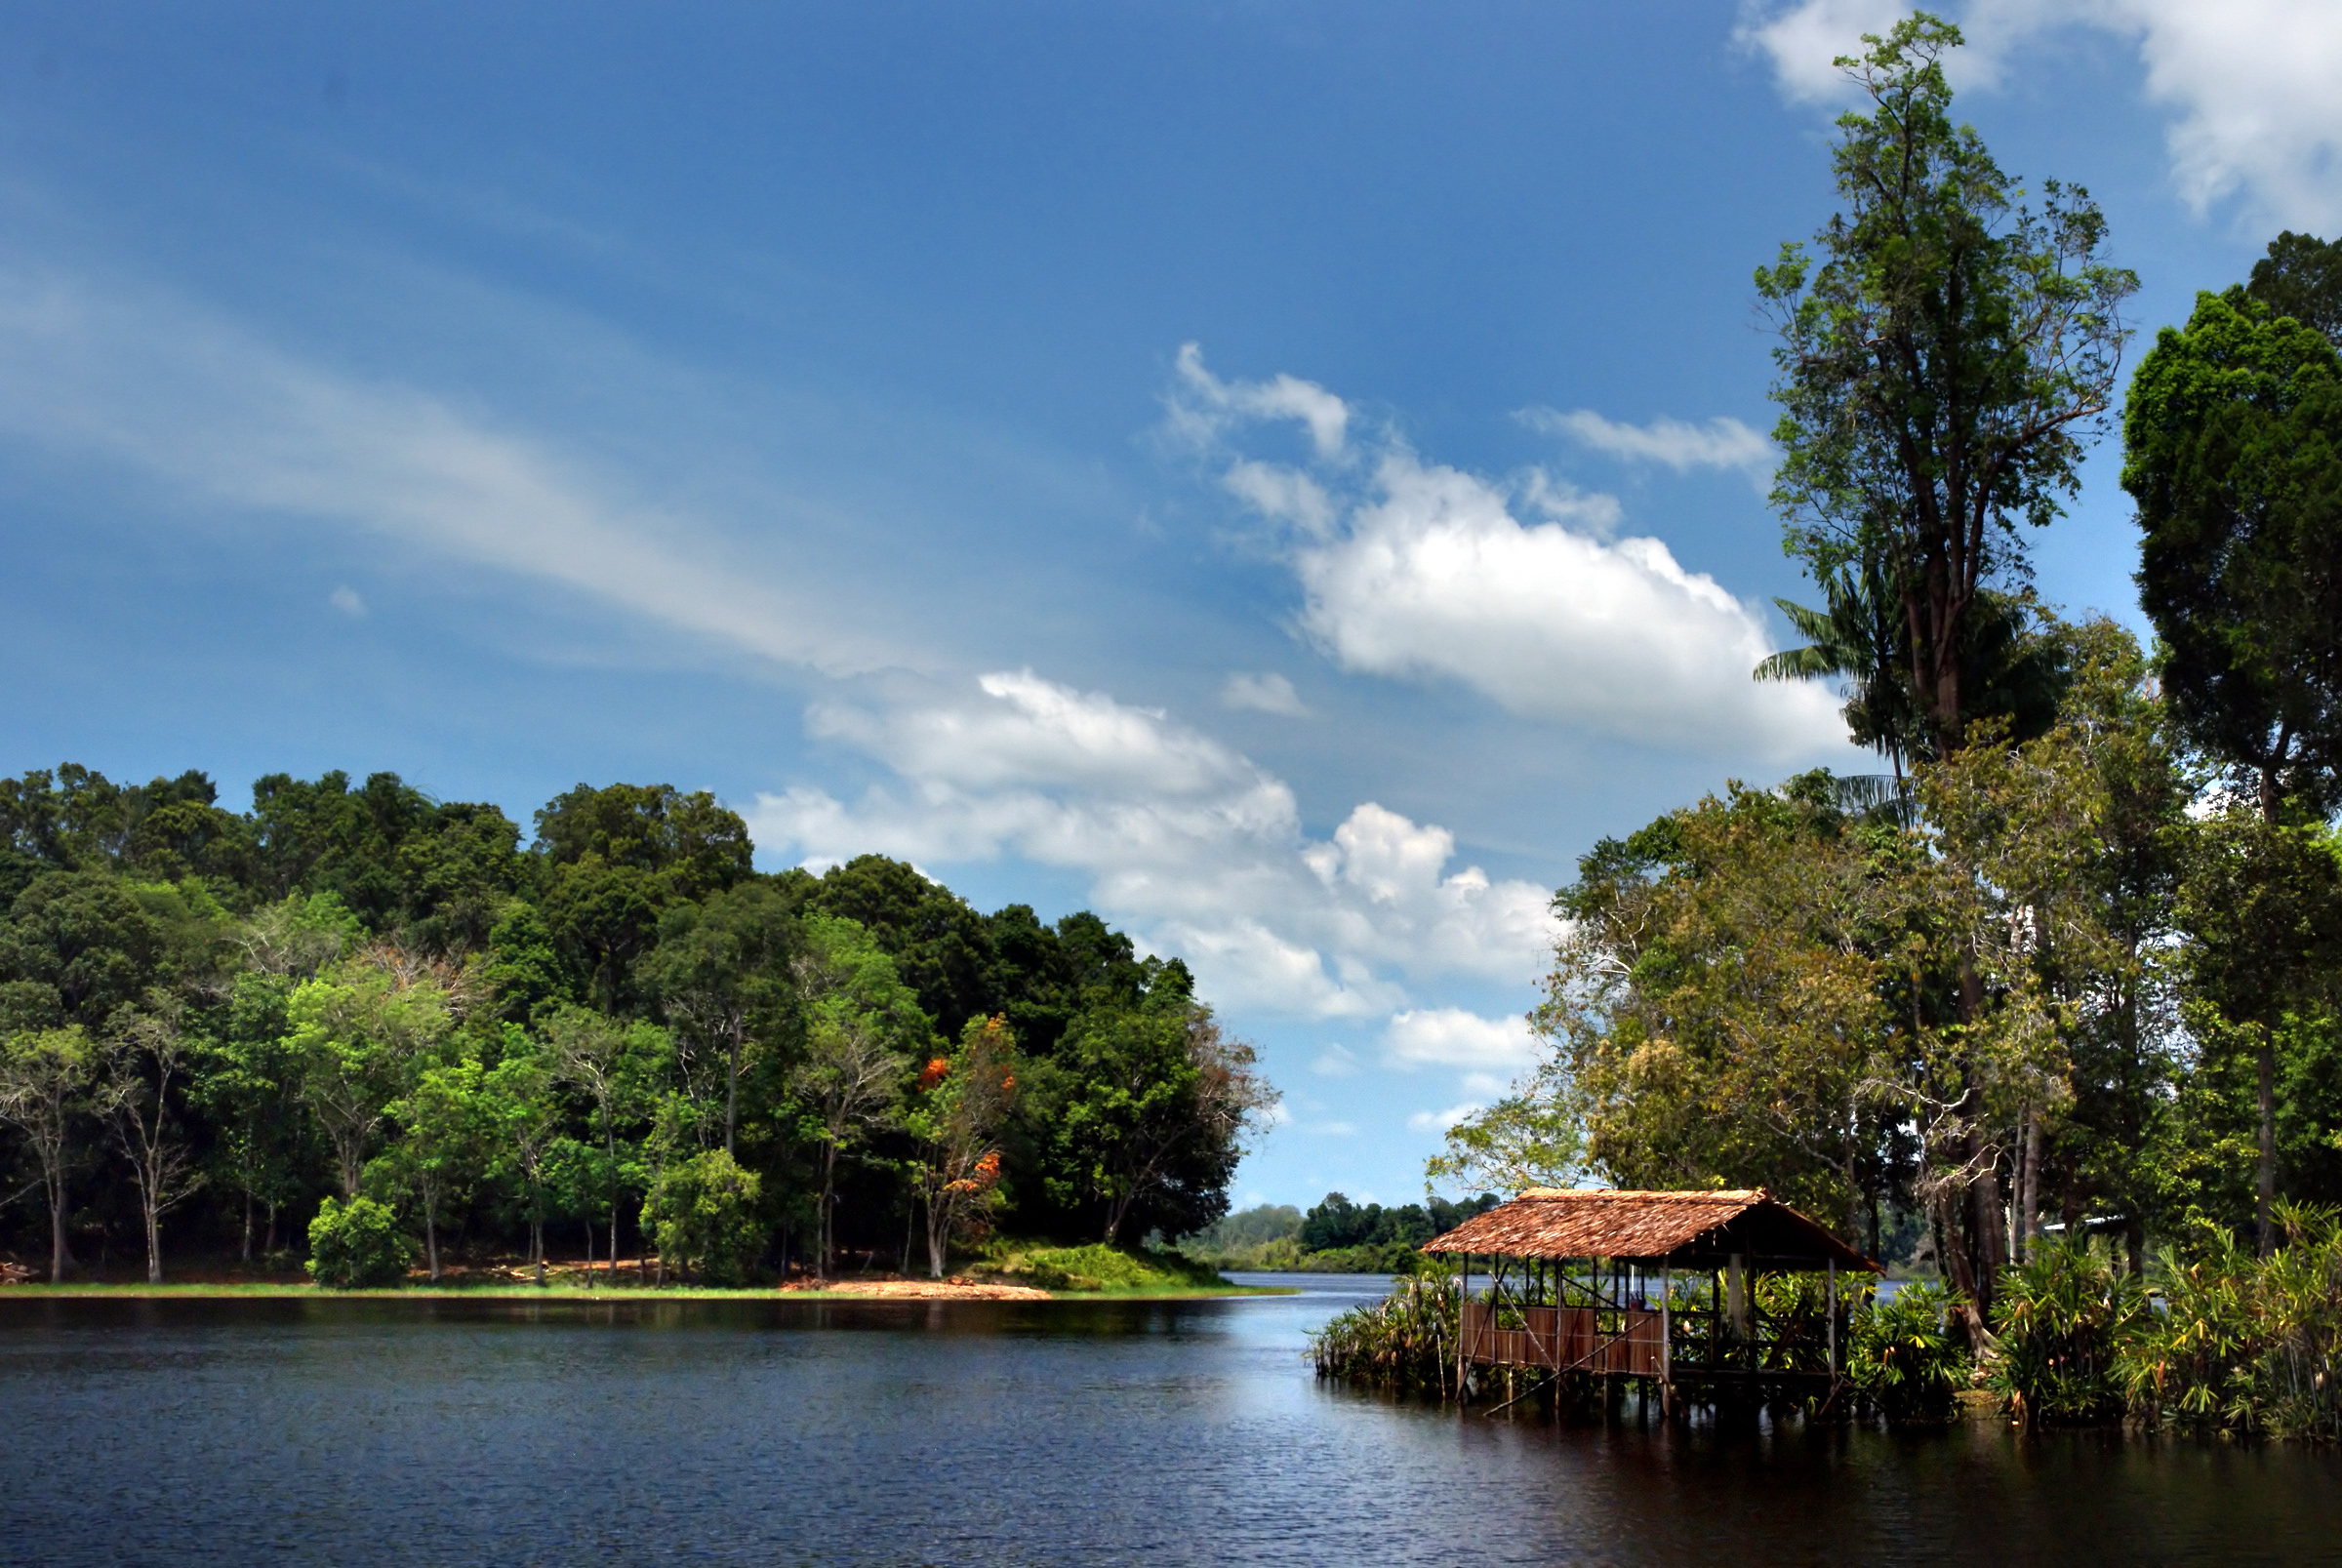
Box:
779, 1276, 1053, 1301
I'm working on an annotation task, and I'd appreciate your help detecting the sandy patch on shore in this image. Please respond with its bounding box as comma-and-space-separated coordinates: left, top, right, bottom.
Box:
779, 1276, 1052, 1301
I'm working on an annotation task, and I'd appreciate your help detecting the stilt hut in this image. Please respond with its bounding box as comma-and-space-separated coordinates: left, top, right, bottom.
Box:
1421, 1187, 1877, 1412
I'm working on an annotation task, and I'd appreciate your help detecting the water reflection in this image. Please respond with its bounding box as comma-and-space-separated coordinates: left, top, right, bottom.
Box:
0, 1275, 2330, 1566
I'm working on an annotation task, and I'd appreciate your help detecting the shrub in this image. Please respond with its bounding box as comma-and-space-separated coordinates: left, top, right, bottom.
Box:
1988, 1237, 2147, 1426
1310, 1272, 1463, 1395
989, 1243, 1223, 1292
2120, 1202, 2342, 1441
1848, 1280, 1968, 1424
641, 1149, 765, 1285
305, 1196, 416, 1290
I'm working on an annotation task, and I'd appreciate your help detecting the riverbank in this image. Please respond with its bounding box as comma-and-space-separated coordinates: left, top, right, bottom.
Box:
0, 1278, 1291, 1302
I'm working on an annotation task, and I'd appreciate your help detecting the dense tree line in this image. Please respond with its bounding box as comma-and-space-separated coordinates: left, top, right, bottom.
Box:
0, 767, 1274, 1284
1436, 18, 2342, 1335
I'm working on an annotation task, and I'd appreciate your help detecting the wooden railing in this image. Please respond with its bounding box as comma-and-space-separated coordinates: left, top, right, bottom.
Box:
1462, 1300, 1665, 1377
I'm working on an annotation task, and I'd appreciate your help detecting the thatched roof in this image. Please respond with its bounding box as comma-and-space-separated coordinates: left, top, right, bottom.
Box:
1422, 1187, 1875, 1272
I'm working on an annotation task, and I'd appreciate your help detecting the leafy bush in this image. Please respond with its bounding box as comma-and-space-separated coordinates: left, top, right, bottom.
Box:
1848, 1280, 1968, 1424
305, 1196, 416, 1289
642, 1149, 765, 1285
989, 1243, 1223, 1292
2120, 1202, 2342, 1441
1310, 1272, 1463, 1395
1988, 1237, 2147, 1426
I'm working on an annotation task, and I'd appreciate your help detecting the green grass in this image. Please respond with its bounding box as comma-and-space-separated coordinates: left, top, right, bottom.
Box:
974, 1241, 1260, 1294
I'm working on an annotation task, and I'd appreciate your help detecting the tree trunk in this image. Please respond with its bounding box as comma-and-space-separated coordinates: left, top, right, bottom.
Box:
424, 1197, 441, 1283
818, 1143, 837, 1282
242, 1188, 254, 1266
2017, 1109, 2042, 1266
925, 1199, 949, 1279
607, 1128, 622, 1285
144, 1197, 162, 1284
2257, 1035, 2278, 1256
724, 1026, 742, 1157
533, 1219, 545, 1287
48, 1174, 68, 1283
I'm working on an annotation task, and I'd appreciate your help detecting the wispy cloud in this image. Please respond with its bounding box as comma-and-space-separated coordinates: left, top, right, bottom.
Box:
1519, 406, 1775, 486
1221, 671, 1310, 717
1408, 1101, 1484, 1134
0, 262, 913, 677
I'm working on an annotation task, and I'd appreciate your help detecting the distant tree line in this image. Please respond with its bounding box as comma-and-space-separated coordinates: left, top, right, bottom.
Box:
1181, 1192, 1498, 1273
0, 766, 1275, 1285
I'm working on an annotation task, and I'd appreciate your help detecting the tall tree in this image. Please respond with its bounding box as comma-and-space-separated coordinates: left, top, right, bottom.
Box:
1757, 14, 2134, 762
638, 882, 794, 1154
2247, 230, 2342, 344
1052, 994, 1275, 1246
787, 917, 921, 1279
545, 1005, 669, 1281
97, 1001, 206, 1283
2125, 273, 2342, 1249
907, 1016, 1019, 1277
0, 1025, 96, 1281
286, 958, 454, 1198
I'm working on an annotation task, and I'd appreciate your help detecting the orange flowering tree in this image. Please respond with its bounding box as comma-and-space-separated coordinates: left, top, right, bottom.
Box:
907, 1014, 1019, 1277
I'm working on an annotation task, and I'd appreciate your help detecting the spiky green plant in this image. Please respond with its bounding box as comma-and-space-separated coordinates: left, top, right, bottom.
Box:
2120, 1202, 2342, 1441
1988, 1237, 2147, 1425
1309, 1273, 1462, 1396
1847, 1280, 1968, 1424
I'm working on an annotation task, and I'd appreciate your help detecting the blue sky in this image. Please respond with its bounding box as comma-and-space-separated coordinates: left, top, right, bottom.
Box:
2, 2, 2336, 1209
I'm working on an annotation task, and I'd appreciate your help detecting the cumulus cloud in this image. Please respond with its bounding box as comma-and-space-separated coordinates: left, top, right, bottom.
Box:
0, 262, 909, 675
1741, 1, 2342, 229
1520, 407, 1776, 487
753, 668, 1558, 1021
1222, 671, 1311, 717
328, 585, 367, 618
1384, 1008, 1540, 1072
1169, 349, 1845, 757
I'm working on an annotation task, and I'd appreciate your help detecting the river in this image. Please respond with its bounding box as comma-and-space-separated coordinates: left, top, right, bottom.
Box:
0, 1274, 2332, 1565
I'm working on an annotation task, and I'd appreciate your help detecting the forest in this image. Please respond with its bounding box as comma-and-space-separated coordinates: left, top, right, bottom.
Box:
0, 767, 1275, 1288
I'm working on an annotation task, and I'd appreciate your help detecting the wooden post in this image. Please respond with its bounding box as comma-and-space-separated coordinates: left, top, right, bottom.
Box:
1659, 1261, 1673, 1418
1458, 1251, 1471, 1400
1827, 1258, 1838, 1380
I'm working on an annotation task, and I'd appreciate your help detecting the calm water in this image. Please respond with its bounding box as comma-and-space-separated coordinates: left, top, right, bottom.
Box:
1, 1274, 2334, 1566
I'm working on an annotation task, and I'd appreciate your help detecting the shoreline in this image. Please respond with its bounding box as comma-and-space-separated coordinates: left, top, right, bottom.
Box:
0, 1280, 1295, 1302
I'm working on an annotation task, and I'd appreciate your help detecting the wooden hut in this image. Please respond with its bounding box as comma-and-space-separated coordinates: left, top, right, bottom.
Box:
1421, 1187, 1877, 1411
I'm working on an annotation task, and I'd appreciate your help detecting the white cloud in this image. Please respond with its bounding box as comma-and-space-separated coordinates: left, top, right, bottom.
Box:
1741, 1, 2342, 229
1170, 341, 1350, 460
1385, 1007, 1539, 1072
1297, 454, 1842, 754
1222, 671, 1311, 717
1170, 350, 1844, 757
753, 668, 1559, 1021
1409, 1102, 1485, 1134
1521, 407, 1776, 486
329, 585, 367, 618
0, 262, 909, 676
